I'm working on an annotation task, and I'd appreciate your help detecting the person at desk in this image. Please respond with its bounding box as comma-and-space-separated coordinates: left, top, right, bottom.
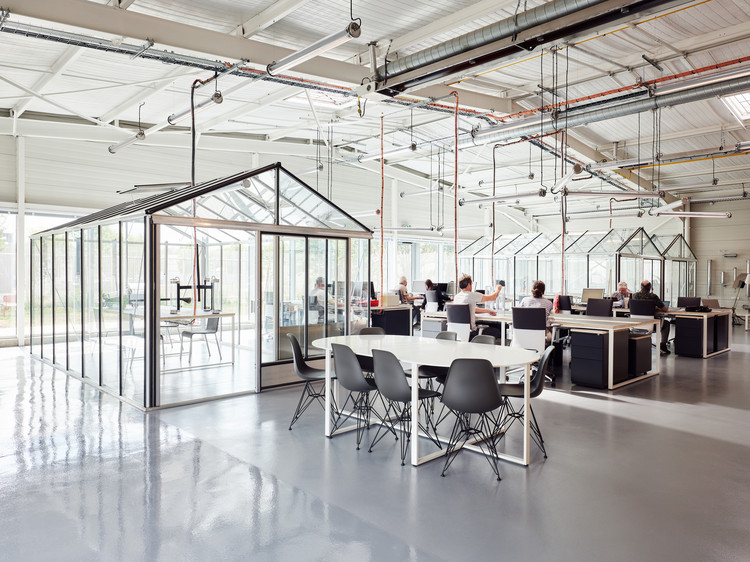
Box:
632, 280, 671, 355
453, 274, 503, 341
423, 279, 449, 311
611, 281, 632, 308
394, 276, 421, 325
519, 280, 554, 342
309, 276, 332, 324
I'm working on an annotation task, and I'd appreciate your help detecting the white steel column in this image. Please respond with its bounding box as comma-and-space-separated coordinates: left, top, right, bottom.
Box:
16, 136, 26, 346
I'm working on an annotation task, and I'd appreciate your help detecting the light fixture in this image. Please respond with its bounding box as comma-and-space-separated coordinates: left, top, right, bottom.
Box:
552, 164, 583, 191
349, 209, 381, 218
564, 188, 664, 199
661, 178, 719, 191
296, 163, 324, 176
688, 192, 748, 204
587, 157, 658, 171
108, 129, 145, 154
358, 142, 417, 163
460, 188, 546, 207
167, 91, 224, 125
117, 180, 190, 194
477, 173, 535, 188
655, 211, 732, 218
736, 141, 750, 151
372, 226, 436, 232
565, 210, 644, 222
267, 22, 361, 76
651, 199, 686, 212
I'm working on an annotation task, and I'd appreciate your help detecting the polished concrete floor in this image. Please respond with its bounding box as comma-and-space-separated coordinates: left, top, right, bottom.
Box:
2, 330, 750, 560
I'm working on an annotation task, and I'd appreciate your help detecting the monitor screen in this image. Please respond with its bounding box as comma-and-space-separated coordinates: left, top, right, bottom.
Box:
587, 298, 613, 317
581, 288, 605, 304
677, 296, 700, 308
436, 282, 448, 294
412, 280, 427, 294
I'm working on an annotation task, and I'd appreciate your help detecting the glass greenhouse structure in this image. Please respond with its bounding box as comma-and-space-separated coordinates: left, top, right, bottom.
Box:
29, 163, 371, 409
652, 233, 697, 303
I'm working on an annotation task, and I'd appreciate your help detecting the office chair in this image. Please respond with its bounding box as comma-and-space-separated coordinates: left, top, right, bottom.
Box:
446, 303, 472, 342
330, 343, 394, 450
511, 307, 552, 385
497, 345, 554, 459
628, 298, 657, 340
586, 298, 614, 317
440, 358, 505, 481
424, 290, 439, 313
286, 334, 337, 430
471, 334, 496, 345
418, 330, 457, 421
368, 349, 442, 465
355, 326, 385, 374
180, 316, 222, 363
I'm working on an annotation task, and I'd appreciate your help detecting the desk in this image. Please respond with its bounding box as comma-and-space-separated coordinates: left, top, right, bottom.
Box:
313, 335, 538, 466
366, 305, 414, 335
423, 311, 661, 390
672, 309, 731, 358
160, 310, 235, 371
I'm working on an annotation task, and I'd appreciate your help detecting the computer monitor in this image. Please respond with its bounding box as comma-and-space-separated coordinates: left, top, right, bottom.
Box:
586, 298, 613, 317
436, 282, 448, 295
412, 280, 427, 294
446, 281, 455, 295
581, 288, 605, 304
677, 296, 700, 308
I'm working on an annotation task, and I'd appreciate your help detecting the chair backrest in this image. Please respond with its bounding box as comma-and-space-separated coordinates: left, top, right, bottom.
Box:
629, 299, 656, 318
436, 330, 457, 341
446, 304, 472, 342
702, 298, 720, 309
372, 349, 411, 402
471, 334, 495, 345
205, 316, 220, 331
425, 292, 439, 313
331, 343, 373, 393
442, 358, 503, 414
530, 345, 555, 398
511, 307, 546, 353
359, 326, 385, 335
677, 296, 700, 308
286, 333, 308, 379
558, 295, 572, 311
586, 298, 614, 317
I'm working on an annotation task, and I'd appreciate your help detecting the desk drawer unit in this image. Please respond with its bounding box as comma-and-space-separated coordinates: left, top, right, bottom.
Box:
628, 334, 652, 377
421, 318, 447, 338
674, 315, 715, 357
570, 329, 629, 388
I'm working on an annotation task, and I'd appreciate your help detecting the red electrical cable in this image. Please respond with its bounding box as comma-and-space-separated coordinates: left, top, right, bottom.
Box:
380, 114, 384, 304
451, 91, 459, 286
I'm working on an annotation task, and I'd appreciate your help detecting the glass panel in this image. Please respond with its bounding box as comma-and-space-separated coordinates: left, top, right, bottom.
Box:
30, 238, 41, 356
82, 227, 100, 381
514, 257, 537, 301
620, 257, 640, 294
590, 229, 631, 254
417, 242, 439, 283
517, 233, 557, 255
279, 169, 365, 230
496, 233, 541, 256
538, 255, 562, 296
237, 237, 258, 391
67, 231, 83, 375
100, 224, 120, 392
0, 214, 17, 338
589, 255, 614, 294
261, 235, 276, 365
328, 238, 346, 339
308, 238, 327, 349
350, 238, 370, 334
644, 258, 661, 297
395, 242, 412, 292
566, 255, 588, 297
53, 234, 67, 368
122, 220, 145, 404
565, 231, 603, 253
41, 236, 53, 360
278, 236, 305, 361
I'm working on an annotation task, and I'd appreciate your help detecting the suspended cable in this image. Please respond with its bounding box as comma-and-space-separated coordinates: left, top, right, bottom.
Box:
380, 114, 385, 303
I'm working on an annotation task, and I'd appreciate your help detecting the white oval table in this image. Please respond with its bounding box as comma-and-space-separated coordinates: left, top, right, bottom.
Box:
312, 335, 539, 467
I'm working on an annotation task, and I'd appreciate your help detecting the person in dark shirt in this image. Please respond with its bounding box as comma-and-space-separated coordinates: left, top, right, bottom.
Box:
632, 280, 671, 354
424, 279, 447, 311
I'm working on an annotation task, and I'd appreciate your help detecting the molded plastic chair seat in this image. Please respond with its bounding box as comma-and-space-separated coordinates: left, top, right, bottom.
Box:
369, 349, 442, 464
471, 334, 496, 345
287, 333, 337, 430
356, 326, 386, 373
180, 316, 222, 363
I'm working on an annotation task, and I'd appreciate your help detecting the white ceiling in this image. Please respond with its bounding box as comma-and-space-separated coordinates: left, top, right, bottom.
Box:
1, 0, 749, 236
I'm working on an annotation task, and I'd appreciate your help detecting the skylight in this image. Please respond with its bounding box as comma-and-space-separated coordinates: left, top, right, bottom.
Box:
723, 92, 750, 121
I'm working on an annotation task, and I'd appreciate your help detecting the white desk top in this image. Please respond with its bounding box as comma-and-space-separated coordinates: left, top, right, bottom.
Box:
422, 310, 656, 330
312, 334, 538, 368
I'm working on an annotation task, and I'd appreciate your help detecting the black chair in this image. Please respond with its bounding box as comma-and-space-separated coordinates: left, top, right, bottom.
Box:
424, 290, 440, 312
440, 358, 505, 481
286, 333, 337, 430
417, 330, 457, 420
677, 296, 701, 308
586, 298, 614, 317
180, 316, 222, 363
355, 326, 385, 373
368, 349, 442, 465
331, 343, 392, 450
497, 345, 554, 459
511, 307, 547, 353
446, 303, 472, 342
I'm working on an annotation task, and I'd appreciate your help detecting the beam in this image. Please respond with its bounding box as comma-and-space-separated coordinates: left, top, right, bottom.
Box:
11, 46, 84, 118
234, 0, 310, 38
98, 67, 185, 124
3, 0, 369, 86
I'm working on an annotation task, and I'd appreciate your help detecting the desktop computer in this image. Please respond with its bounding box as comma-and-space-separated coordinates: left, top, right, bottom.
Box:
581, 288, 605, 304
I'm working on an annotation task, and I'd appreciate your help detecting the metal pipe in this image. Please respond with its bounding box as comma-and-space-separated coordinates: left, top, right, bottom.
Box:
656, 211, 732, 218
267, 22, 361, 75
460, 188, 546, 207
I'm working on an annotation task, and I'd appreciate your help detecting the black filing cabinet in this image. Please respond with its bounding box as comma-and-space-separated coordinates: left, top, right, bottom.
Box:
674, 315, 715, 357
371, 307, 411, 335
570, 329, 629, 388
628, 333, 652, 377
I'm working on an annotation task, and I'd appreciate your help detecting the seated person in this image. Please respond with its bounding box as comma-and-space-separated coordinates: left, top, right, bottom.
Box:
423, 278, 448, 312
519, 280, 554, 343
309, 276, 334, 324
611, 281, 632, 308
631, 280, 671, 354
394, 275, 421, 325
452, 274, 503, 341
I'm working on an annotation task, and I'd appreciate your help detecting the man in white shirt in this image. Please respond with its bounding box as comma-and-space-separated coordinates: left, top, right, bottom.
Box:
309, 277, 331, 324
452, 275, 503, 340
393, 275, 420, 325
